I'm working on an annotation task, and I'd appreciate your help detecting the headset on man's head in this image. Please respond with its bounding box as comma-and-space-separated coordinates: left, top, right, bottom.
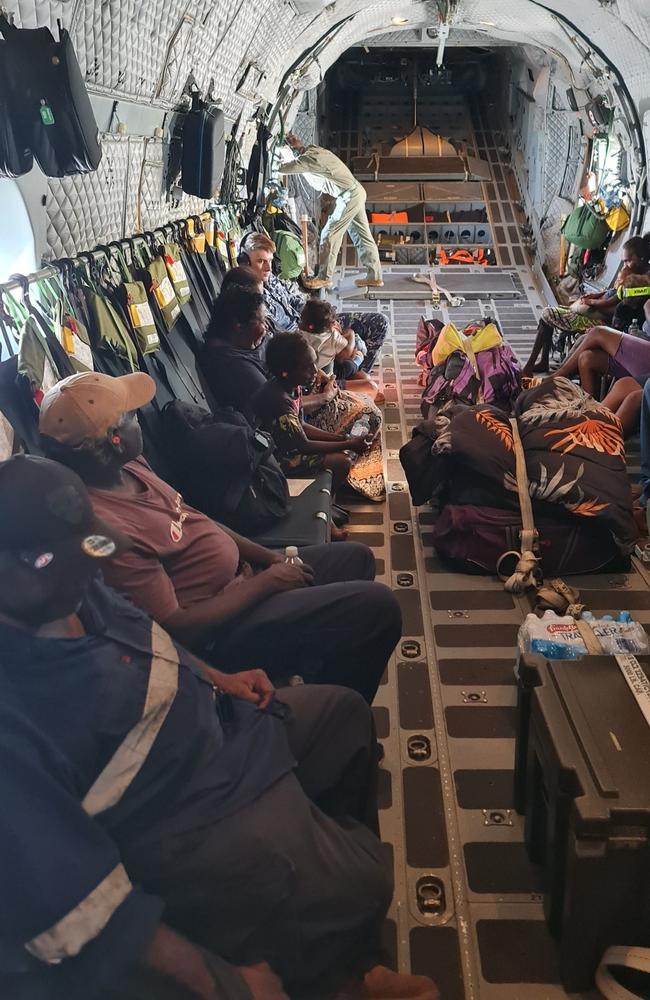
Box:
237, 232, 255, 265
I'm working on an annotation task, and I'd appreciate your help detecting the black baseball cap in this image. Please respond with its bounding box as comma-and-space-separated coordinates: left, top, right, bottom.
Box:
0, 454, 131, 567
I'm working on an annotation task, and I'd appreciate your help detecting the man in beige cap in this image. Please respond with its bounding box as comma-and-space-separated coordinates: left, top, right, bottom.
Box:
39, 369, 156, 447
39, 371, 402, 706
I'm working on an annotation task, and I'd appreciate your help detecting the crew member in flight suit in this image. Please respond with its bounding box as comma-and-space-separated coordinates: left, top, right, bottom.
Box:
280, 132, 384, 291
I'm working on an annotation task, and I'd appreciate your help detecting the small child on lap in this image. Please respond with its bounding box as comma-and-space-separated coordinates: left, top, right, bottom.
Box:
299, 299, 382, 402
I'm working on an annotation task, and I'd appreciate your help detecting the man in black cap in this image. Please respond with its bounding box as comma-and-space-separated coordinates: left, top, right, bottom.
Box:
0, 456, 439, 1000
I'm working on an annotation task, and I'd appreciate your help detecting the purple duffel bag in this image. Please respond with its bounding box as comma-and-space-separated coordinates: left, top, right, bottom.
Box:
431, 504, 629, 576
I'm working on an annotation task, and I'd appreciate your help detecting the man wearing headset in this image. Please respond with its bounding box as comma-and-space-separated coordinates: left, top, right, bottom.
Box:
277, 133, 383, 291
238, 232, 388, 374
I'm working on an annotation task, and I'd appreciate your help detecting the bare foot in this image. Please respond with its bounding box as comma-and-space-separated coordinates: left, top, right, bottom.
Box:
331, 523, 349, 541
373, 390, 386, 405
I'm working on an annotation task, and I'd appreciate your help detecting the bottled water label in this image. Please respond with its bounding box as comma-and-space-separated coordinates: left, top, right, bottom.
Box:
520, 612, 587, 659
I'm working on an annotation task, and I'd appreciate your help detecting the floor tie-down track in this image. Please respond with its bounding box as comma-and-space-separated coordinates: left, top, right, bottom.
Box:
336, 288, 648, 1000
328, 97, 648, 999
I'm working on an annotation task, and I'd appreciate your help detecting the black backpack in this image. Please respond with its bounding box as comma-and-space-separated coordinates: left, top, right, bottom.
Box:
162, 400, 290, 533
0, 15, 102, 178
181, 93, 225, 199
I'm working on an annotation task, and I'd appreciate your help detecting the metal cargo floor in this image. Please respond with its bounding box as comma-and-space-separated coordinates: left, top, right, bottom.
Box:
338, 290, 646, 1000
328, 96, 647, 999
337, 267, 523, 301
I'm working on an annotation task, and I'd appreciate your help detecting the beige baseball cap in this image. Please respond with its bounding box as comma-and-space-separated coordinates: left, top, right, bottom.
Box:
39, 371, 156, 446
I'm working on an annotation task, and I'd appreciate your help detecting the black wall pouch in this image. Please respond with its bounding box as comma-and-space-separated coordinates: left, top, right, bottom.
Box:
181, 91, 226, 199
0, 34, 33, 177
0, 14, 102, 178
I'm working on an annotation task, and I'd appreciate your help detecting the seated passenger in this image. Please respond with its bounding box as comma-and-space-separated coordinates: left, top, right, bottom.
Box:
552, 324, 650, 435
199, 286, 269, 414
217, 265, 270, 362
239, 231, 389, 372
39, 371, 400, 703
299, 298, 381, 400
201, 286, 385, 501
522, 235, 650, 376
220, 264, 263, 294
252, 331, 374, 492
0, 454, 439, 1000
199, 285, 352, 420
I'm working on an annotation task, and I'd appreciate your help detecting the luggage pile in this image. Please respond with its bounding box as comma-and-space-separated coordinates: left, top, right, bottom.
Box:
401, 377, 637, 576
415, 315, 521, 413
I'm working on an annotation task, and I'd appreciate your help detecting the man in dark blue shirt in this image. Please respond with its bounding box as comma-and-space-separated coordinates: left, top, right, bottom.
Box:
0, 456, 439, 1000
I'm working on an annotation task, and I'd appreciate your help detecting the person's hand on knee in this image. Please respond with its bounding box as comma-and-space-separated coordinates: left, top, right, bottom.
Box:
237, 962, 289, 999
213, 669, 275, 708
260, 561, 315, 593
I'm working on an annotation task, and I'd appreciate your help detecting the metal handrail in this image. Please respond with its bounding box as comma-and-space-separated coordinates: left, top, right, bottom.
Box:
0, 265, 59, 294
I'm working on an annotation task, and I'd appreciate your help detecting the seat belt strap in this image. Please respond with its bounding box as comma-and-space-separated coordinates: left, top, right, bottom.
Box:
499, 417, 541, 594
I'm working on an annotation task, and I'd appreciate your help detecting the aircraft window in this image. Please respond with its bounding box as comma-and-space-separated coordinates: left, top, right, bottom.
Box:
590, 133, 626, 202
0, 178, 35, 284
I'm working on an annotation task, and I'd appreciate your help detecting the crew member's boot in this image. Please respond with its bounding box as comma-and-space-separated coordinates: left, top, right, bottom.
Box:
303, 275, 333, 290
355, 275, 385, 288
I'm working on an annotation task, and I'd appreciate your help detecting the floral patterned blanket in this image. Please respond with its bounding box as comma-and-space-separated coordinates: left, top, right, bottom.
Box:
426, 378, 637, 551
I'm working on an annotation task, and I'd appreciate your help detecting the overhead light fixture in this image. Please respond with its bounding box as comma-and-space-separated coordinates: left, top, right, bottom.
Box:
479, 20, 496, 27
391, 16, 409, 24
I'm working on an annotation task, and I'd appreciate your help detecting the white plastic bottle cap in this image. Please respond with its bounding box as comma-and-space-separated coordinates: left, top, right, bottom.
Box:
285, 546, 298, 558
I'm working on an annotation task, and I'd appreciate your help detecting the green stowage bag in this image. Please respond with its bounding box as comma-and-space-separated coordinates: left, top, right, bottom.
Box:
122, 280, 161, 354
561, 204, 610, 250
274, 229, 306, 280
163, 243, 192, 305
146, 256, 181, 332
86, 288, 139, 372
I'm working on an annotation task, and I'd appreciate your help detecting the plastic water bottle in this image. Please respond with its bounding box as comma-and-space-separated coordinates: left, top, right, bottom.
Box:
350, 418, 370, 438
580, 610, 649, 654
518, 609, 649, 659
284, 545, 303, 566
518, 611, 587, 659
629, 318, 641, 337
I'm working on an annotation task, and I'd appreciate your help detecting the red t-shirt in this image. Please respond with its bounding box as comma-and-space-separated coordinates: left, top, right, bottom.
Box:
88, 457, 240, 623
